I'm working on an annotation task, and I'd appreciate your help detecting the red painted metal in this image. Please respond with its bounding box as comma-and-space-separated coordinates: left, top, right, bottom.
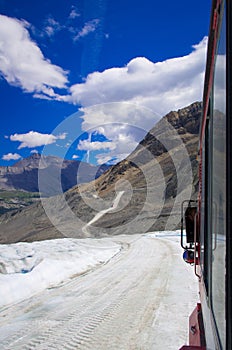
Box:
200, 0, 222, 145
189, 304, 206, 347
199, 0, 222, 211
180, 2, 224, 349
179, 304, 206, 350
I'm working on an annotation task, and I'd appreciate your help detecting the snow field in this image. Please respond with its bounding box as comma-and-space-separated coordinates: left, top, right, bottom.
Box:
0, 237, 120, 308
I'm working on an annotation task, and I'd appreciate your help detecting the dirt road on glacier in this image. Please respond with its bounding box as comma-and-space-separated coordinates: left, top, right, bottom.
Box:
0, 234, 198, 350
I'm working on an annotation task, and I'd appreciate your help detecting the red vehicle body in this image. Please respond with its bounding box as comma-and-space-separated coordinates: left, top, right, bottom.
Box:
180, 1, 232, 349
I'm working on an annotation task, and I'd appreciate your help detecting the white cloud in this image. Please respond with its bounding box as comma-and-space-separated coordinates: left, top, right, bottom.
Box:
2, 153, 21, 161
43, 16, 62, 37
69, 8, 80, 20
9, 131, 67, 149
76, 123, 140, 165
61, 37, 208, 163
0, 15, 68, 98
72, 154, 79, 159
95, 154, 116, 165
30, 149, 39, 154
76, 129, 139, 164
214, 54, 226, 114
101, 131, 138, 164
56, 133, 67, 140
1, 31, 208, 165
68, 37, 207, 118
77, 139, 116, 151
74, 19, 100, 41
75, 103, 156, 164
79, 103, 158, 137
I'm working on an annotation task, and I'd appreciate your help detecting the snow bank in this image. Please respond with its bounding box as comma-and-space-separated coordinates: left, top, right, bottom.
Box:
147, 230, 182, 240
0, 238, 120, 308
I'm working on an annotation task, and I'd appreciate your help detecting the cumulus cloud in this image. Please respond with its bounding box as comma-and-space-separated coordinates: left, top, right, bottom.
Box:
10, 131, 67, 149
68, 37, 207, 118
2, 153, 21, 161
61, 37, 208, 163
76, 103, 157, 164
1, 27, 208, 164
0, 14, 68, 99
76, 123, 140, 165
214, 54, 226, 114
77, 139, 116, 151
77, 133, 117, 163
79, 103, 159, 137
95, 154, 116, 165
73, 19, 100, 41
97, 131, 138, 164
72, 154, 79, 159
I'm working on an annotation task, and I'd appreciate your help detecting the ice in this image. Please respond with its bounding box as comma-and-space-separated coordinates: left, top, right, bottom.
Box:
0, 237, 120, 308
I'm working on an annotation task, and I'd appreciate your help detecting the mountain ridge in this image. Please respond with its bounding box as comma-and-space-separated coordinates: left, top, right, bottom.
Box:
0, 101, 201, 243
0, 154, 110, 194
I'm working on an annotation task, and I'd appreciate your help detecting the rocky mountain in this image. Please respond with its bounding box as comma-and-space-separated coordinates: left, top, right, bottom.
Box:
0, 102, 201, 244
0, 154, 110, 195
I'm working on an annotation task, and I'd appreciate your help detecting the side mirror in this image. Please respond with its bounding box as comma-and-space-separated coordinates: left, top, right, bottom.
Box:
183, 250, 194, 264
181, 200, 198, 250
181, 200, 200, 268
185, 206, 197, 243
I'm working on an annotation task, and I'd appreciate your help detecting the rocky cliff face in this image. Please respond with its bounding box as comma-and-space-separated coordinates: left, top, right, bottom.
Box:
86, 101, 201, 233
0, 102, 201, 244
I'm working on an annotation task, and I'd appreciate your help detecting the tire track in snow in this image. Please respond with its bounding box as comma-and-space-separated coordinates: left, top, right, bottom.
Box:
0, 236, 198, 350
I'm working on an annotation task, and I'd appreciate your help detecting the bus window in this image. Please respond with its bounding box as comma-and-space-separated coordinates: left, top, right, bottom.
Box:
210, 7, 226, 348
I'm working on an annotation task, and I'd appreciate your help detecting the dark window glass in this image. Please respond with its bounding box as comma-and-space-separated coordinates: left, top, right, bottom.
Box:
210, 9, 226, 348
201, 124, 210, 294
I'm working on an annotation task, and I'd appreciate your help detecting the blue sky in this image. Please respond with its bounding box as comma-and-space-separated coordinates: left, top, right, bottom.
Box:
0, 0, 211, 166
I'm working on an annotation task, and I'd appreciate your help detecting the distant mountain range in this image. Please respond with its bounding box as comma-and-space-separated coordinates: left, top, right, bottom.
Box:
0, 154, 110, 194
0, 102, 201, 244
0, 154, 110, 215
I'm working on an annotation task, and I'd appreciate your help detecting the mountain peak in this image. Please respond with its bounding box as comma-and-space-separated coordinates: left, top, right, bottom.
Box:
165, 101, 202, 135
12, 153, 42, 168
0, 154, 110, 194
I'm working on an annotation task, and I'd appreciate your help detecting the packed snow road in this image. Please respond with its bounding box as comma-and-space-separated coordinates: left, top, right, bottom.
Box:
0, 234, 198, 350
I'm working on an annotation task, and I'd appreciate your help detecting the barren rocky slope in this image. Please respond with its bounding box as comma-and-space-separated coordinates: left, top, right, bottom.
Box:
0, 102, 201, 243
